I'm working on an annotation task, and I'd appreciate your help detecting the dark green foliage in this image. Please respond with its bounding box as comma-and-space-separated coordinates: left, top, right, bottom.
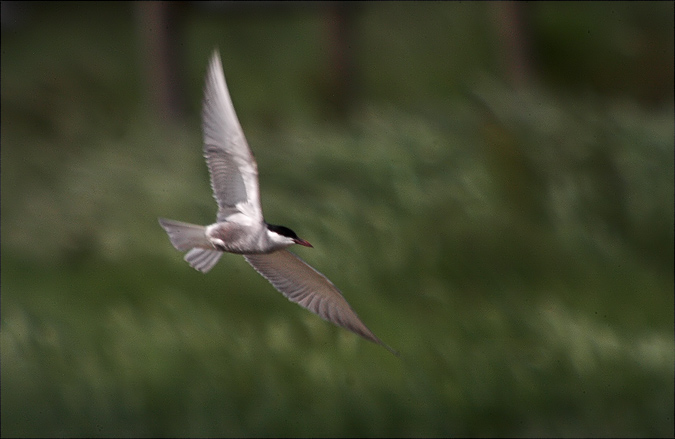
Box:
2, 2, 672, 437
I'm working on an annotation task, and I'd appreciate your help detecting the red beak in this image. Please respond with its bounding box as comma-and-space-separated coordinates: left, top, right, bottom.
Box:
294, 238, 313, 248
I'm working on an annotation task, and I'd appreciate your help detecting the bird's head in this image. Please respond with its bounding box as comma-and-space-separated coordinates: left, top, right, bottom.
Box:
266, 223, 313, 248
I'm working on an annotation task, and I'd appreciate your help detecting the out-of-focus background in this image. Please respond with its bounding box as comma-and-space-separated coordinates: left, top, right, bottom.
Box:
2, 2, 673, 437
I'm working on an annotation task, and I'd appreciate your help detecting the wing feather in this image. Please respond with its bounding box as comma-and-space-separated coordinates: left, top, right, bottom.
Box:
244, 250, 397, 355
202, 51, 262, 221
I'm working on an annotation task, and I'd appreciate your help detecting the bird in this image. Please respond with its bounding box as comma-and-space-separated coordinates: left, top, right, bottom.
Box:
159, 50, 397, 356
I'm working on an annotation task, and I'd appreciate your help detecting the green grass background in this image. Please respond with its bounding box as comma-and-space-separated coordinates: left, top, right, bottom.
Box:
2, 2, 673, 437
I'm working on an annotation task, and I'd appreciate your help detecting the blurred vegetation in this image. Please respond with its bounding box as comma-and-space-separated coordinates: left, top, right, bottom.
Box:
2, 2, 673, 437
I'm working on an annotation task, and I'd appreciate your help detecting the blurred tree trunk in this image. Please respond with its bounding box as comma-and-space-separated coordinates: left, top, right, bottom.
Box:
492, 1, 533, 87
323, 2, 359, 118
136, 1, 186, 122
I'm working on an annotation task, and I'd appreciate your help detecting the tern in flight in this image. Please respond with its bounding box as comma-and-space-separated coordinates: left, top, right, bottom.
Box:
159, 50, 396, 355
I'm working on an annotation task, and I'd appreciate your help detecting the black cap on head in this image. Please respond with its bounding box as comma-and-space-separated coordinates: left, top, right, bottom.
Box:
266, 223, 299, 240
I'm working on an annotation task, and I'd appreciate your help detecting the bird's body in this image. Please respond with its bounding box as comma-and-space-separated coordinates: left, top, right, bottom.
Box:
159, 50, 396, 355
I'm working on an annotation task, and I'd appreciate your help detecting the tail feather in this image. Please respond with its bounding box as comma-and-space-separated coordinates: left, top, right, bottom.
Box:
158, 218, 211, 251
185, 248, 223, 273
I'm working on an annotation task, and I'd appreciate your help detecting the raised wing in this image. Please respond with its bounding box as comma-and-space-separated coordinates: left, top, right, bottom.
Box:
202, 50, 262, 222
244, 250, 398, 355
